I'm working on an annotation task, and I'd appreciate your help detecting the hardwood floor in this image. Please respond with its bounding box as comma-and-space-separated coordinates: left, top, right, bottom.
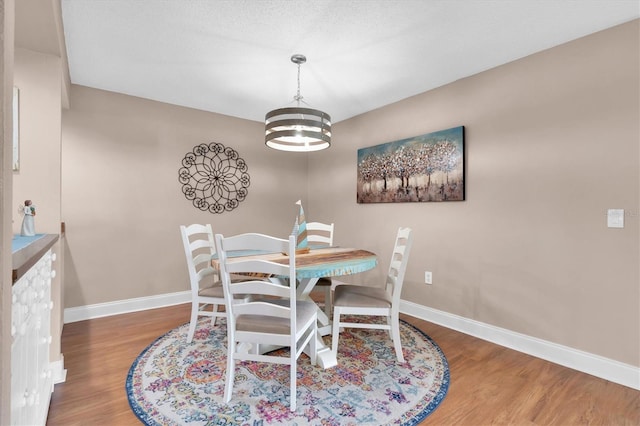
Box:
47, 303, 639, 425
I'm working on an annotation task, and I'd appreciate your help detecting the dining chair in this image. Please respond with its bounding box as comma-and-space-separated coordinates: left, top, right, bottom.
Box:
331, 227, 413, 362
180, 224, 253, 343
215, 232, 317, 412
305, 221, 335, 316
180, 224, 227, 344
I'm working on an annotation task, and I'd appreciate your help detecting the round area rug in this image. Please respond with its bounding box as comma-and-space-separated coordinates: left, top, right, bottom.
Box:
126, 316, 449, 425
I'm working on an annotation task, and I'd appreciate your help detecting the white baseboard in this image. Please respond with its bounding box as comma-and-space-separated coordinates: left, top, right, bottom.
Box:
63, 291, 191, 323
63, 293, 639, 390
51, 357, 67, 385
400, 300, 640, 390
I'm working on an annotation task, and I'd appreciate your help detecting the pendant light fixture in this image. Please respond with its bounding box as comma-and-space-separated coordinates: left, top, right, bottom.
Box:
265, 54, 332, 152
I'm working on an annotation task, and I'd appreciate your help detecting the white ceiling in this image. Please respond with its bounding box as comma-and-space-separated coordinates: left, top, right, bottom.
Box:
59, 0, 639, 124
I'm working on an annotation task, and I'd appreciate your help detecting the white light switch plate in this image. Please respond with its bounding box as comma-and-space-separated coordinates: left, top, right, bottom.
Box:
607, 209, 624, 228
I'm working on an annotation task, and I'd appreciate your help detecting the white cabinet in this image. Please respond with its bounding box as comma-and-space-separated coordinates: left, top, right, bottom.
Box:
11, 249, 56, 426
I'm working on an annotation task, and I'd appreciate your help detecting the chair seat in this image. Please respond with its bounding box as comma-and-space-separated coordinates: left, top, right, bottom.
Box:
199, 284, 225, 298
237, 300, 317, 334
333, 284, 391, 309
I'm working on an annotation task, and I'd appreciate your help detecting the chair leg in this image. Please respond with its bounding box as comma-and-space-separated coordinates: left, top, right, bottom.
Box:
323, 286, 332, 317
186, 302, 199, 343
289, 355, 297, 411
224, 340, 236, 403
211, 304, 219, 327
331, 308, 341, 359
386, 314, 393, 338
310, 329, 317, 366
390, 315, 404, 363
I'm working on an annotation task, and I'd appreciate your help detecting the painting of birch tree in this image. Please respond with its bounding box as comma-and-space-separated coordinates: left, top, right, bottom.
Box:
357, 126, 464, 203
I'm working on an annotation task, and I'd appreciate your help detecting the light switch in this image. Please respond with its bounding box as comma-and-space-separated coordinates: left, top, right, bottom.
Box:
607, 209, 624, 228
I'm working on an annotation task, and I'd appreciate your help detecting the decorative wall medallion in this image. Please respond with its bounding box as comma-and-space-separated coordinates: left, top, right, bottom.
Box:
178, 143, 250, 213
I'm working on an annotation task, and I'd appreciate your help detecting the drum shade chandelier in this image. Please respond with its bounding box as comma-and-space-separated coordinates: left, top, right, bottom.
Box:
265, 54, 332, 152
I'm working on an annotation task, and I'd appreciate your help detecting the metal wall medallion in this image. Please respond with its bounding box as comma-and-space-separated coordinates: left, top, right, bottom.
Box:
178, 142, 250, 213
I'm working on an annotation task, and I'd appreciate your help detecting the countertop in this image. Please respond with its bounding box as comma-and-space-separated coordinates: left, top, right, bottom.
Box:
12, 234, 59, 284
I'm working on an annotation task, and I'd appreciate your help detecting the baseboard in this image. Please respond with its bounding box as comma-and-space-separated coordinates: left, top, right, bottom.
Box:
62, 293, 639, 390
51, 357, 67, 385
63, 291, 191, 323
400, 300, 640, 390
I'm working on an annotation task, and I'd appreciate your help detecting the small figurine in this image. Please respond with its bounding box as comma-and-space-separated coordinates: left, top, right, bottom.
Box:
20, 199, 36, 236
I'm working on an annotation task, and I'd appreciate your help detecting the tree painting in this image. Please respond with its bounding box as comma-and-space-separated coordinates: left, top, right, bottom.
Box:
357, 126, 464, 203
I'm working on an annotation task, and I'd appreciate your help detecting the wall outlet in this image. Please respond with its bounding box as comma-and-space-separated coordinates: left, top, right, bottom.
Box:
424, 271, 432, 285
607, 209, 624, 228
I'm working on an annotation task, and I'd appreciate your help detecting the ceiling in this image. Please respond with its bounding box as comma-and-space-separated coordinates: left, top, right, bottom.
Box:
19, 1, 640, 124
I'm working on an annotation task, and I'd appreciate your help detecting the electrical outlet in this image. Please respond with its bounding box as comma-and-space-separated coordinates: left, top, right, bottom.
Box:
424, 271, 432, 285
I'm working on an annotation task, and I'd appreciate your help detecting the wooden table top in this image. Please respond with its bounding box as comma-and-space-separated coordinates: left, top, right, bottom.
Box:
215, 246, 378, 279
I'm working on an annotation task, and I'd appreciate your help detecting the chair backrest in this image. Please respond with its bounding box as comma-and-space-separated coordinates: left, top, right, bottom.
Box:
386, 227, 413, 309
180, 224, 217, 295
215, 233, 297, 341
306, 222, 334, 246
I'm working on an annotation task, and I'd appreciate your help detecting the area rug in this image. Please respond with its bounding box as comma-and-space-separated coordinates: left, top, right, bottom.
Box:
126, 316, 449, 425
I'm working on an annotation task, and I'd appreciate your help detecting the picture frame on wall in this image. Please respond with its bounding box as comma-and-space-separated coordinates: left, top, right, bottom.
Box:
13, 86, 20, 172
357, 126, 465, 203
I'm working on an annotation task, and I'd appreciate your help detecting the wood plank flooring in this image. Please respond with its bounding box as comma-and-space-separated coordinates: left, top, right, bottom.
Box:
47, 303, 639, 425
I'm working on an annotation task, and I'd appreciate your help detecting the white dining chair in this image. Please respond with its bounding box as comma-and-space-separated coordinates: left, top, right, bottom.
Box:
180, 224, 254, 343
215, 232, 317, 412
180, 224, 227, 344
305, 221, 335, 316
331, 227, 413, 362
306, 221, 334, 247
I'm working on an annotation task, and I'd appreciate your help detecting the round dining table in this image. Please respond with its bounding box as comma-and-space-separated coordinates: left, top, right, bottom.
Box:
214, 246, 378, 368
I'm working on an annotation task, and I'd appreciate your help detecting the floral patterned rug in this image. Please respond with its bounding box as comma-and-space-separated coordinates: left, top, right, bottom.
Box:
126, 316, 449, 425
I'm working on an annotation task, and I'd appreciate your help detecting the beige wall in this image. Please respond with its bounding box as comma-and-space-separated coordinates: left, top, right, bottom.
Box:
309, 20, 639, 366
13, 47, 62, 234
60, 20, 638, 369
62, 87, 308, 307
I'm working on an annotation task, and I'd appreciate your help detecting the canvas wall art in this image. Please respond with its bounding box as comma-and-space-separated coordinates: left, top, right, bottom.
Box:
357, 126, 465, 203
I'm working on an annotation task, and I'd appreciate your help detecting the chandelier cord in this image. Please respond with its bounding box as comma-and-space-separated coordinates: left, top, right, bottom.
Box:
294, 62, 303, 104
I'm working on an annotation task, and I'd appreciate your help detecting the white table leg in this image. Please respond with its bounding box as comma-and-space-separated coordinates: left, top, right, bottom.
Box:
316, 346, 337, 369
299, 278, 337, 367
297, 278, 332, 335
267, 277, 338, 369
